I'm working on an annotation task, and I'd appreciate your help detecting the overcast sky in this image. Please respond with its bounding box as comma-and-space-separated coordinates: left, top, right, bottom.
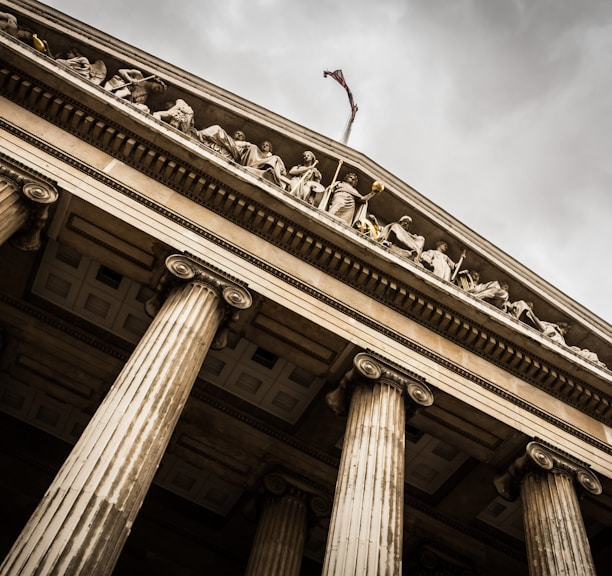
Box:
40, 0, 612, 323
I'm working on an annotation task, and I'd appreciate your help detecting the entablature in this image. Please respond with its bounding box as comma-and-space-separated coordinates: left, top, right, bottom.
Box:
1, 2, 611, 430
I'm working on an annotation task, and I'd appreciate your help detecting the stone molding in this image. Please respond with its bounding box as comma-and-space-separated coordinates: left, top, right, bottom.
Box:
3, 288, 610, 464
494, 440, 603, 502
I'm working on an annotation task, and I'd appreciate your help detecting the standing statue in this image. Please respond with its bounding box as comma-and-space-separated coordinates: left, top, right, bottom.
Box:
420, 241, 458, 282
104, 68, 167, 112
324, 174, 382, 226
152, 99, 195, 134
378, 215, 425, 261
56, 48, 107, 84
287, 151, 324, 205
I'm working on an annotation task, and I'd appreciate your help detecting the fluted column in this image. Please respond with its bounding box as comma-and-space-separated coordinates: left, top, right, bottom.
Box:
494, 441, 602, 576
246, 472, 331, 576
323, 352, 434, 576
0, 254, 252, 576
0, 174, 58, 249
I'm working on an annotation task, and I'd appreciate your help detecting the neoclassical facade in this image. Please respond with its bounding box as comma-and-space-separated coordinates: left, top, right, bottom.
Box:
0, 2, 610, 575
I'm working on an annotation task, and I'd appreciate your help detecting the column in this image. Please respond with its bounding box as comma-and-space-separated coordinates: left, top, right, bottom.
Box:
245, 472, 331, 576
494, 440, 602, 576
0, 254, 252, 576
322, 352, 434, 576
0, 173, 58, 250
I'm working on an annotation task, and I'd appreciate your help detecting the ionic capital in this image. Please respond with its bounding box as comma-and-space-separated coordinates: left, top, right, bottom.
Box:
2, 176, 59, 251
20, 180, 59, 206
0, 161, 59, 207
494, 440, 602, 501
145, 253, 252, 318
326, 351, 434, 416
262, 471, 332, 520
165, 254, 252, 309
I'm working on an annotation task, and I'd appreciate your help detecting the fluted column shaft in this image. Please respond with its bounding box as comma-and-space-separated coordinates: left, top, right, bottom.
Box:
325, 382, 405, 575
0, 255, 251, 576
495, 441, 602, 576
0, 176, 28, 245
246, 492, 307, 576
245, 472, 331, 576
323, 353, 433, 576
522, 470, 597, 576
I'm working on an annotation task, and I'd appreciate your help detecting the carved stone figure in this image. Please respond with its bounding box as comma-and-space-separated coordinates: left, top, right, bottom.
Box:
507, 300, 569, 345
536, 320, 570, 345
56, 48, 107, 84
356, 213, 382, 240
459, 270, 509, 308
379, 215, 425, 260
196, 125, 250, 162
104, 68, 166, 112
504, 299, 539, 326
352, 181, 385, 233
420, 241, 458, 282
0, 11, 19, 37
152, 99, 195, 134
569, 346, 606, 368
241, 140, 288, 188
504, 301, 606, 367
323, 172, 361, 224
324, 174, 382, 226
287, 150, 324, 205
0, 11, 51, 54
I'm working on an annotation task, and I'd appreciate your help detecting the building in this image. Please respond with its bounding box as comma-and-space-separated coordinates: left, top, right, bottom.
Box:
0, 1, 611, 574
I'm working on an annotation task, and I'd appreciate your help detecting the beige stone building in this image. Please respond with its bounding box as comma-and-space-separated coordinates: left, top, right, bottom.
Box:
0, 1, 611, 574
